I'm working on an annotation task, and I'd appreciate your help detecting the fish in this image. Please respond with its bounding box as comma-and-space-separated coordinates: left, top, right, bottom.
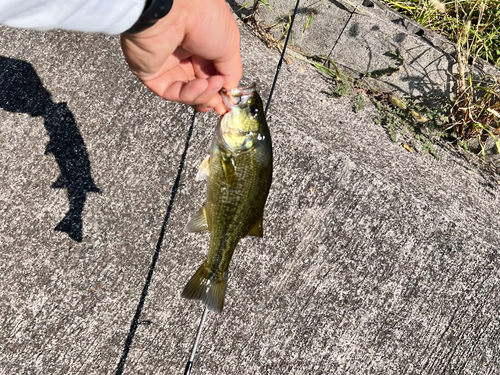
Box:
181, 84, 273, 313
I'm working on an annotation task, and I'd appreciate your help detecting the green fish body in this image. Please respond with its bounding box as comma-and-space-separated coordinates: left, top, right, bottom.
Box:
181, 84, 273, 313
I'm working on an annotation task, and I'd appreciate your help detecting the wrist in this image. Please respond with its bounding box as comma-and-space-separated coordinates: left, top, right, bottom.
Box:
124, 0, 174, 34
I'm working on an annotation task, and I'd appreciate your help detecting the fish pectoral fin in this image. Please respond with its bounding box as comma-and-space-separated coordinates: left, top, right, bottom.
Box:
181, 264, 228, 314
185, 204, 209, 233
195, 155, 210, 181
221, 154, 237, 185
246, 216, 264, 237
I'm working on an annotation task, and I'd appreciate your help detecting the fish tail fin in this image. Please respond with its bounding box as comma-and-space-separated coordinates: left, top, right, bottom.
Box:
181, 263, 228, 314
54, 211, 82, 242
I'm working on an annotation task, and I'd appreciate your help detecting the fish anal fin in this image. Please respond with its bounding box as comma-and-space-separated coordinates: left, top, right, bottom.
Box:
181, 265, 228, 314
247, 216, 264, 237
196, 155, 210, 181
185, 204, 209, 233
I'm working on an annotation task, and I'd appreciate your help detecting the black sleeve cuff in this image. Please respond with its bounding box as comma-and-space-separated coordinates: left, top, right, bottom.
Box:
124, 0, 174, 34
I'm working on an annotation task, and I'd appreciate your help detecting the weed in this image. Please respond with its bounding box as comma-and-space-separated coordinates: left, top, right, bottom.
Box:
379, 0, 500, 67
303, 12, 314, 34
296, 54, 357, 97
294, 52, 446, 159
371, 92, 449, 159
244, 0, 498, 163
378, 110, 401, 142
332, 74, 354, 97
446, 1, 500, 157
353, 94, 364, 113
363, 0, 499, 161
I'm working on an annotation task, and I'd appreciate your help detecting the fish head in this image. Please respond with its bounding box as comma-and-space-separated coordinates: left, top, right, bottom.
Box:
219, 84, 266, 153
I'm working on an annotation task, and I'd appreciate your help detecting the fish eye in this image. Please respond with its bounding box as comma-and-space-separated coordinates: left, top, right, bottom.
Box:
250, 105, 259, 117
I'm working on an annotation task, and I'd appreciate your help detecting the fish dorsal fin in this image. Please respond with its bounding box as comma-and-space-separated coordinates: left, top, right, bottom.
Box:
247, 216, 264, 237
221, 154, 237, 185
185, 204, 209, 232
196, 155, 210, 181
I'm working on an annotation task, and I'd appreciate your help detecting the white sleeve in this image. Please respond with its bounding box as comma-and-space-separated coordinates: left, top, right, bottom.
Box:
0, 0, 146, 34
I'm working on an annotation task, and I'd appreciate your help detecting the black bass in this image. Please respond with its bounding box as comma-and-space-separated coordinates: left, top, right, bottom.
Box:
181, 84, 273, 313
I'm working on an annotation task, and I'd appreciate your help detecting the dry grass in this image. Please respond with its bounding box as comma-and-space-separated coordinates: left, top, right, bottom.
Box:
380, 0, 500, 67
446, 3, 500, 156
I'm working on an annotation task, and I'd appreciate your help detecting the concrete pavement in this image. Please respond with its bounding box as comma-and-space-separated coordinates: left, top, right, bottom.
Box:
1, 2, 500, 374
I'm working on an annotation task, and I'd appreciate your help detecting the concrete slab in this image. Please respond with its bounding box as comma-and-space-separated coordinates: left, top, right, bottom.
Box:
1, 5, 500, 375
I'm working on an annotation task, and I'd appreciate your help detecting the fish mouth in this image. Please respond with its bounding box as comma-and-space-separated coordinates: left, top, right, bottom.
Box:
220, 83, 256, 113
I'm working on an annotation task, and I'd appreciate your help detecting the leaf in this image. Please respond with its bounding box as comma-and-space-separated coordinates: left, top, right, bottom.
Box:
487, 108, 500, 119
403, 143, 414, 153
410, 109, 428, 123
303, 12, 313, 34
389, 95, 407, 110
258, 0, 272, 10
237, 1, 251, 11
312, 62, 336, 78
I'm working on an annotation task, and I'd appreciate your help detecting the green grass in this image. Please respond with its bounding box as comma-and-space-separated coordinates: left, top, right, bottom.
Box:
379, 0, 500, 67
372, 93, 446, 159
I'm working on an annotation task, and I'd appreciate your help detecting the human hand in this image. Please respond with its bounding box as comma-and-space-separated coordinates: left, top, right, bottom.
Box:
120, 0, 242, 114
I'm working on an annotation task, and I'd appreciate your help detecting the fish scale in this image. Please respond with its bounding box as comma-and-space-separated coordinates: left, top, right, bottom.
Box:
208, 144, 270, 273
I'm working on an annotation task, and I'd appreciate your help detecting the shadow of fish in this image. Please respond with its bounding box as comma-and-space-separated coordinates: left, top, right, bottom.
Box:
0, 56, 99, 242
43, 102, 100, 241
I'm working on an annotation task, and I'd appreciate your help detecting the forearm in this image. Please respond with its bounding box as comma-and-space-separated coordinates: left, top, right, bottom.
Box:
0, 0, 146, 34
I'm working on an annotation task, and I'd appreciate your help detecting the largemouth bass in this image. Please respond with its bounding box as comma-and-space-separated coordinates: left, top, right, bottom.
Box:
181, 84, 273, 313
